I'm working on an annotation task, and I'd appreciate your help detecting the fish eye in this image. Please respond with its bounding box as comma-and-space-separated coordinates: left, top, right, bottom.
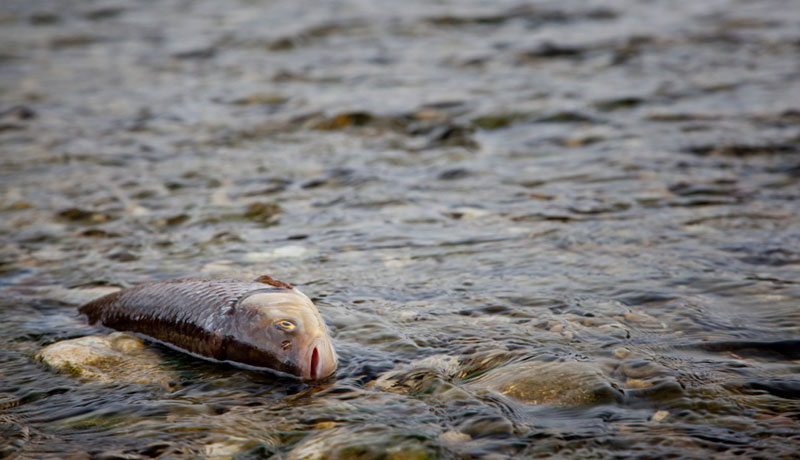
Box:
275, 320, 296, 331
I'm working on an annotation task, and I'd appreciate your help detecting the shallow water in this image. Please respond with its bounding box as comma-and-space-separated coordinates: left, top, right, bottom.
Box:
2, 0, 800, 458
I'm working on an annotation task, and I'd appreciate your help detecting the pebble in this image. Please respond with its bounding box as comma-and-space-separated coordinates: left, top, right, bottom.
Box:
439, 430, 471, 444
204, 437, 251, 460
313, 421, 336, 430
612, 347, 631, 359
652, 410, 669, 422
371, 354, 461, 392
471, 360, 623, 407
35, 333, 176, 389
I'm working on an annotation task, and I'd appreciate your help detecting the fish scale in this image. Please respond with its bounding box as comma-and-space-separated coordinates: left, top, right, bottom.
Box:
80, 278, 272, 360
85, 279, 266, 327
76, 277, 338, 379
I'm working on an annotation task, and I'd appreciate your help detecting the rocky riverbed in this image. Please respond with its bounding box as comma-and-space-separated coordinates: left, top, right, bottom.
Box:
2, 0, 800, 458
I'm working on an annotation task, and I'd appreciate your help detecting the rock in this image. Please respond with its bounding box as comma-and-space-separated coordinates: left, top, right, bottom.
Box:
243, 202, 280, 225
230, 92, 288, 106
469, 360, 623, 407
204, 436, 252, 460
371, 354, 461, 392
652, 410, 669, 422
471, 112, 529, 130
35, 333, 176, 389
287, 427, 431, 460
458, 415, 514, 438
438, 430, 471, 445
57, 208, 112, 223
312, 112, 373, 130
0, 414, 31, 459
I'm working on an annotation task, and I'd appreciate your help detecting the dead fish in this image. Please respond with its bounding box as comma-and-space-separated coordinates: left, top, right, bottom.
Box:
78, 275, 337, 380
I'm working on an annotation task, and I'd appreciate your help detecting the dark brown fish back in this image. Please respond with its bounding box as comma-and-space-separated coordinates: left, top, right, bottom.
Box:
79, 278, 275, 360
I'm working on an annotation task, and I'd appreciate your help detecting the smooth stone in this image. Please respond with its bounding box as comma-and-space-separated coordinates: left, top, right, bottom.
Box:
371, 354, 461, 392
469, 360, 623, 407
652, 410, 669, 422
287, 427, 353, 460
287, 427, 430, 460
204, 436, 253, 460
35, 332, 176, 389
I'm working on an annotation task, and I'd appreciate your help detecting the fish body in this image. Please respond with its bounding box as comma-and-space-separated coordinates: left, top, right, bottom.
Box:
78, 276, 337, 380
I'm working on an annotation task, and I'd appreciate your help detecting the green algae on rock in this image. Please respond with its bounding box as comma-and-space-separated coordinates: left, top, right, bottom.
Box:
469, 360, 624, 407
35, 332, 176, 389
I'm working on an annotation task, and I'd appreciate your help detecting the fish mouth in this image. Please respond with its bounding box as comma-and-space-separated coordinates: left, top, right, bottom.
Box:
310, 347, 319, 380
304, 338, 337, 381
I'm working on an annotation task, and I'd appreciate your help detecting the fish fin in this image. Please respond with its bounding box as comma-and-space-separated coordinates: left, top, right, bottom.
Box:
78, 290, 121, 324
253, 275, 293, 290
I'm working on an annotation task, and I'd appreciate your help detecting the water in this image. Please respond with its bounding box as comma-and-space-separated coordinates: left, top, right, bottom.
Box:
2, 0, 800, 458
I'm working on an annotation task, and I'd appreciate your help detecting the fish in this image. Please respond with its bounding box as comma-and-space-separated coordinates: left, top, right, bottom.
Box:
78, 275, 337, 380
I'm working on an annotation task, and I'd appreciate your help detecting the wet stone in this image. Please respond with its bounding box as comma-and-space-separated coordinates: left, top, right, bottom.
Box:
3, 201, 30, 211
288, 427, 433, 460
164, 214, 190, 226
49, 34, 100, 49
0, 105, 36, 120
518, 42, 585, 60
80, 228, 119, 238
35, 332, 176, 389
425, 124, 477, 149
312, 112, 374, 130
230, 92, 289, 106
437, 168, 471, 181
471, 112, 529, 130
172, 47, 217, 60
107, 251, 138, 262
536, 111, 594, 123
594, 97, 644, 112
470, 360, 623, 407
83, 7, 125, 21
458, 415, 515, 439
29, 12, 60, 25
58, 208, 112, 224
243, 202, 280, 225
652, 410, 670, 422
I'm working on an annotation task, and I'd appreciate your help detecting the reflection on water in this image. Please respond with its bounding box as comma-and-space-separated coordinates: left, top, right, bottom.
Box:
1, 0, 800, 457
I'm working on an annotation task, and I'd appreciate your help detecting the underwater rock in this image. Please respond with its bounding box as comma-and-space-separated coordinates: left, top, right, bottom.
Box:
35, 332, 176, 388
243, 202, 281, 225
288, 426, 431, 460
370, 354, 461, 393
470, 360, 623, 407
203, 436, 254, 460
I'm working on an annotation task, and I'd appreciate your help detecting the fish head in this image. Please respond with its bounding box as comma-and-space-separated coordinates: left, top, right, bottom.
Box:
229, 287, 337, 380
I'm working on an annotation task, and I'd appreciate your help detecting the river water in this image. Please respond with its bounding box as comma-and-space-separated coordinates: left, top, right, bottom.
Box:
1, 0, 800, 458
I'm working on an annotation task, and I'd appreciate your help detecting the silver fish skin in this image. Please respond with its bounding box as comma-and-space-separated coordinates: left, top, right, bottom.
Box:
78, 276, 337, 380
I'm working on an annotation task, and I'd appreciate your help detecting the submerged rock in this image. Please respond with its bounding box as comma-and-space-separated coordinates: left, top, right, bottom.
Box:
370, 354, 461, 394
470, 360, 623, 407
35, 332, 176, 388
372, 354, 622, 408
288, 426, 431, 460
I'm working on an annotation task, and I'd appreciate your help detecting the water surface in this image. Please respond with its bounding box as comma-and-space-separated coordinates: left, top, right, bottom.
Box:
1, 0, 800, 458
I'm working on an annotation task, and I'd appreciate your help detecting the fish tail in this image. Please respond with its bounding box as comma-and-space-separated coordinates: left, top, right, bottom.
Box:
78, 292, 120, 324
